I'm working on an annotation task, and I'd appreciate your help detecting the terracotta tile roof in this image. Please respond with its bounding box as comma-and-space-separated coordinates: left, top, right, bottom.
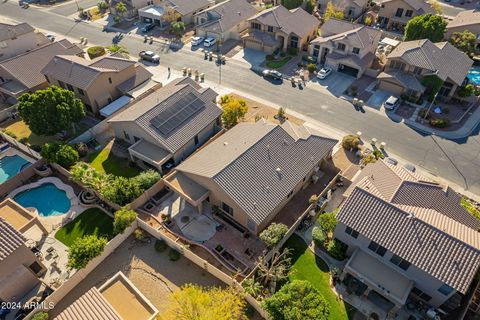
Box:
0, 217, 26, 261
447, 9, 480, 29
313, 19, 381, 49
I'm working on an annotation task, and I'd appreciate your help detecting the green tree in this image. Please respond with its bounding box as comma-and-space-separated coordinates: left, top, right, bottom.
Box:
220, 95, 248, 128
257, 249, 291, 287
457, 84, 475, 98
404, 14, 447, 42
324, 2, 344, 22
132, 170, 161, 190
97, 1, 108, 12
31, 312, 49, 320
312, 226, 327, 246
281, 0, 303, 9
41, 142, 79, 168
450, 30, 476, 57
17, 86, 85, 136
305, 0, 315, 14
106, 44, 129, 57
421, 74, 443, 102
113, 206, 137, 234
171, 21, 185, 37
259, 223, 288, 248
317, 210, 338, 234
115, 2, 127, 16
326, 239, 346, 260
102, 176, 143, 205
341, 134, 360, 150
67, 235, 107, 269
262, 280, 330, 320
242, 277, 263, 298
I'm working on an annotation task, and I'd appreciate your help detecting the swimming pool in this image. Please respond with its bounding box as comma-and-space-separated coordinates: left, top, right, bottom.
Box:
0, 154, 31, 184
13, 183, 71, 217
467, 67, 480, 85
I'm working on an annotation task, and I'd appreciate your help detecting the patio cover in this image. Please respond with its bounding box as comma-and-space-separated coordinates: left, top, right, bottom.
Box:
380, 37, 401, 48
129, 139, 171, 166
345, 249, 413, 306
100, 95, 132, 118
0, 80, 27, 97
165, 171, 209, 204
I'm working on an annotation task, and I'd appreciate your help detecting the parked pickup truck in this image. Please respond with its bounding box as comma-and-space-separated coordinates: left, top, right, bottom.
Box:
139, 50, 160, 63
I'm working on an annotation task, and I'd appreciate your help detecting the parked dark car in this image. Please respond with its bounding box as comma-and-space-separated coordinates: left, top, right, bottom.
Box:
262, 69, 283, 80
139, 50, 160, 63
141, 23, 155, 33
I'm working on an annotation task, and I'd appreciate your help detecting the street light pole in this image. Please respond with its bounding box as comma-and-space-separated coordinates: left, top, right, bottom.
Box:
423, 91, 439, 120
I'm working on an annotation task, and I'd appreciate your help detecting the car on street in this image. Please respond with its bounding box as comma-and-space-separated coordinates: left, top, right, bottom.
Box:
141, 23, 155, 33
382, 95, 401, 111
203, 37, 216, 47
139, 50, 160, 63
191, 36, 205, 46
316, 67, 332, 80
262, 69, 283, 80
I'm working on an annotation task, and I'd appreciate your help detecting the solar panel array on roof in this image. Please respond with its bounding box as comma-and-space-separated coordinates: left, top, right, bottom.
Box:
150, 92, 205, 136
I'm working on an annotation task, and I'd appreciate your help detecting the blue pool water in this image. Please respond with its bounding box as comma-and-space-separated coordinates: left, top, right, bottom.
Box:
14, 183, 71, 217
0, 154, 31, 184
467, 67, 480, 85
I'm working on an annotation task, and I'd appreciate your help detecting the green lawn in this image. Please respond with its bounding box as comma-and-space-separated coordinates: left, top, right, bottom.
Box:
2, 120, 58, 146
284, 234, 356, 320
87, 144, 140, 178
55, 208, 115, 247
266, 56, 292, 69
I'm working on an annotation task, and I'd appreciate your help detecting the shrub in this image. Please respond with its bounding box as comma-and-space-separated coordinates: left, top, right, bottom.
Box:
97, 1, 108, 12
259, 223, 289, 248
87, 46, 106, 59
113, 206, 137, 234
266, 54, 274, 61
220, 95, 248, 128
430, 118, 449, 128
457, 84, 475, 97
308, 194, 319, 204
287, 47, 298, 55
317, 211, 338, 233
132, 170, 161, 190
361, 153, 377, 165
307, 63, 316, 73
155, 239, 168, 252
134, 228, 145, 240
326, 239, 346, 260
19, 137, 28, 144
75, 142, 89, 157
341, 134, 360, 150
41, 142, 79, 168
169, 248, 181, 261
67, 235, 107, 269
32, 312, 49, 320
372, 150, 384, 159
312, 226, 327, 246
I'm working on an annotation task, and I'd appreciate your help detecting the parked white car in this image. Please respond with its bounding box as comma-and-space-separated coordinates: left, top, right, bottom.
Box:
316, 67, 332, 80
382, 95, 400, 111
191, 36, 204, 46
203, 37, 216, 47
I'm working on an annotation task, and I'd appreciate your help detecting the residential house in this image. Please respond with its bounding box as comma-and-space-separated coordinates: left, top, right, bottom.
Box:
0, 39, 83, 104
334, 160, 480, 315
376, 0, 434, 31
139, 0, 214, 26
309, 19, 382, 78
194, 0, 258, 42
0, 22, 50, 62
164, 120, 338, 234
54, 272, 158, 320
377, 39, 472, 99
316, 0, 368, 20
110, 0, 149, 19
108, 77, 222, 173
0, 199, 48, 303
41, 54, 153, 115
242, 5, 319, 54
445, 9, 480, 51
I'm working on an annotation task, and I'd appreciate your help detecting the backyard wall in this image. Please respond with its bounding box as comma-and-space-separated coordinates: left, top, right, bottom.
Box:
129, 179, 166, 210
0, 106, 16, 123
69, 118, 114, 145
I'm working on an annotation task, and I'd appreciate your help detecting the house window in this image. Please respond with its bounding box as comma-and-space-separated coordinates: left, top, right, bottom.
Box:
123, 131, 130, 141
221, 202, 233, 216
352, 47, 360, 55
78, 88, 85, 95
390, 60, 405, 71
368, 241, 387, 256
405, 9, 413, 17
66, 84, 74, 91
390, 254, 411, 271
438, 284, 454, 296
395, 8, 404, 17
411, 287, 432, 302
345, 226, 359, 238
108, 77, 112, 84
194, 135, 199, 145
267, 26, 274, 33
337, 43, 346, 51
58, 80, 66, 89
412, 66, 422, 75
312, 45, 320, 58
251, 22, 261, 30
290, 36, 299, 49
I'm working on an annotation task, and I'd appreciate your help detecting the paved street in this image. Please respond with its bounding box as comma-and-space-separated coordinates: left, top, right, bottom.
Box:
1, 1, 480, 196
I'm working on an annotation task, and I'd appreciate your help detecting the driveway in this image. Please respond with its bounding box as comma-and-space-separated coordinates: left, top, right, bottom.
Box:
366, 90, 391, 110
231, 48, 266, 69
310, 72, 355, 97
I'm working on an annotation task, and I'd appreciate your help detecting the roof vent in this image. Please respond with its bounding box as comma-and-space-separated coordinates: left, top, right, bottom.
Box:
283, 139, 288, 145
223, 141, 228, 146
276, 167, 281, 172
406, 211, 416, 219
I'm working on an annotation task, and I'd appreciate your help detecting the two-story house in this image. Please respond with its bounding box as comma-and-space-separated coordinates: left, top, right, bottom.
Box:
41, 54, 152, 115
316, 0, 368, 20
194, 0, 258, 42
242, 5, 320, 54
376, 0, 434, 31
107, 77, 222, 173
377, 39, 473, 99
309, 19, 382, 78
0, 22, 50, 62
138, 0, 214, 26
334, 160, 480, 316
445, 9, 480, 52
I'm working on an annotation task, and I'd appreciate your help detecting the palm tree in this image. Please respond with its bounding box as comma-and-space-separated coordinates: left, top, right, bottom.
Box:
242, 277, 263, 298
256, 248, 291, 291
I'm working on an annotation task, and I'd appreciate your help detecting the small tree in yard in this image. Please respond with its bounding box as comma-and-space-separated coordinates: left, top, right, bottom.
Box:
324, 2, 344, 22
317, 210, 338, 234
305, 0, 315, 14
171, 21, 185, 38
262, 280, 330, 320
220, 95, 248, 128
257, 248, 291, 288
115, 2, 127, 17
341, 134, 360, 150
113, 206, 137, 234
17, 86, 85, 136
67, 235, 107, 269
41, 142, 79, 168
260, 223, 288, 248
326, 239, 346, 260
457, 84, 475, 98
450, 30, 476, 57
404, 14, 447, 42
312, 226, 327, 246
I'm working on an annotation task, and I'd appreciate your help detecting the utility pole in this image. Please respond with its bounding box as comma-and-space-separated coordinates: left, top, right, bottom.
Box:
423, 70, 440, 121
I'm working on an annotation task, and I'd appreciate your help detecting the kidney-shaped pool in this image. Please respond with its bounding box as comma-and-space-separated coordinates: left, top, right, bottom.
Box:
13, 183, 71, 217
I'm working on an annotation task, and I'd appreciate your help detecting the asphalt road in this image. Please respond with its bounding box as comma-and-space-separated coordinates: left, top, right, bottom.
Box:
1, 1, 480, 196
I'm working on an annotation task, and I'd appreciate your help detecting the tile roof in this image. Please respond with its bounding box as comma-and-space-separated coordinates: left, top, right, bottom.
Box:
167, 0, 212, 15
53, 287, 121, 320
324, 0, 368, 10
0, 39, 82, 90
177, 120, 338, 225
0, 22, 34, 42
195, 0, 257, 34
378, 0, 434, 14
0, 217, 26, 261
109, 77, 221, 154
378, 71, 426, 92
312, 19, 382, 49
447, 9, 480, 29
339, 161, 480, 293
248, 5, 320, 38
387, 39, 473, 86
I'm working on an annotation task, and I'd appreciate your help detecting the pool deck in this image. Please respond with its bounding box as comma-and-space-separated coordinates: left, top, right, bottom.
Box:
0, 146, 36, 164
